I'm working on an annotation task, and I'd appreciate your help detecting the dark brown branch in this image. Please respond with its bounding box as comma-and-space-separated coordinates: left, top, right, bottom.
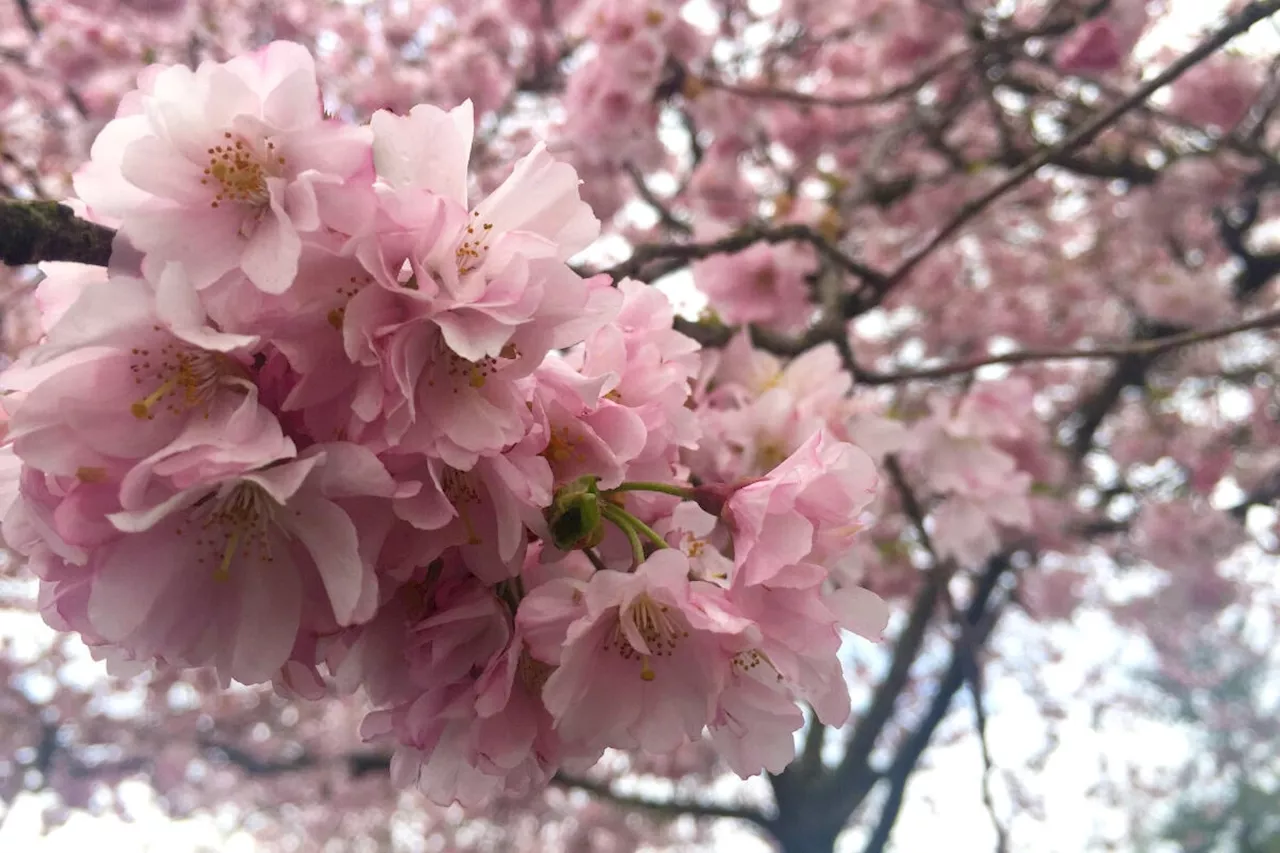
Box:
672, 316, 830, 358
552, 773, 775, 832
675, 307, 1280, 393
961, 626, 1009, 853
13, 0, 40, 35
157, 741, 779, 834
862, 310, 1280, 383
624, 163, 691, 236
700, 9, 1090, 112
0, 200, 116, 267
602, 223, 887, 288
196, 736, 394, 780
1068, 350, 1152, 462
701, 51, 964, 109
860, 555, 1012, 853
797, 711, 828, 780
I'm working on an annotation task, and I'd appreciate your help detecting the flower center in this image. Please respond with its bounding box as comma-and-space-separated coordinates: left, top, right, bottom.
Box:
456, 211, 495, 276
517, 647, 554, 694
130, 342, 233, 421
327, 275, 367, 331
183, 482, 280, 582
541, 425, 583, 466
754, 438, 789, 472
753, 267, 777, 292
426, 336, 518, 393
202, 132, 284, 209
604, 593, 690, 681
732, 649, 783, 682
441, 467, 482, 545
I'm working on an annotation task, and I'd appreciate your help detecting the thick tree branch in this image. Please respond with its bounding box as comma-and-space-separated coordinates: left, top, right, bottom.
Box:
0, 200, 116, 267
859, 555, 1012, 853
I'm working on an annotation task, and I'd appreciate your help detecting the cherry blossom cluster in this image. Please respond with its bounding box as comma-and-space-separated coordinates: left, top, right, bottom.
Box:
0, 41, 889, 804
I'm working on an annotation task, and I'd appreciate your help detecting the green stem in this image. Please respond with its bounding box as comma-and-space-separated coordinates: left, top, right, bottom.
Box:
601, 504, 646, 567
627, 515, 670, 550
606, 481, 695, 500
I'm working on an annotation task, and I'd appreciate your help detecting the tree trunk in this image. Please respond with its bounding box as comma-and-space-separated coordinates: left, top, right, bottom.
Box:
772, 820, 842, 853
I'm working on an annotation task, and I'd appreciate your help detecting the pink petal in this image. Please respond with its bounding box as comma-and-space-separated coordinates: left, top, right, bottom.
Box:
286, 493, 366, 625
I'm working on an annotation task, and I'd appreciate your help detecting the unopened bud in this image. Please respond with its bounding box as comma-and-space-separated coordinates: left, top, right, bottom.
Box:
547, 476, 604, 551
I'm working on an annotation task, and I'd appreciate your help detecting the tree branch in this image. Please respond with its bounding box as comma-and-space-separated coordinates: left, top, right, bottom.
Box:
859, 555, 1012, 853
961, 625, 1009, 853
552, 773, 775, 832
858, 309, 1280, 383
700, 51, 964, 109
0, 200, 116, 267
13, 0, 41, 35
602, 223, 887, 288
196, 736, 394, 780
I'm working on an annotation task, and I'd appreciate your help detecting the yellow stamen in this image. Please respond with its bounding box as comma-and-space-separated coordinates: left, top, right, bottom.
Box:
131, 375, 180, 419
213, 529, 242, 583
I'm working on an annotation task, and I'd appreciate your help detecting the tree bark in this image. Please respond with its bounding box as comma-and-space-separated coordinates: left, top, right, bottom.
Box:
0, 199, 116, 267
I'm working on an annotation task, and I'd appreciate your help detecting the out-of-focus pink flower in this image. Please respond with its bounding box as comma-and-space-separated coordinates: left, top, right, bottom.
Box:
1168, 55, 1264, 130
1055, 2, 1149, 74
692, 239, 815, 333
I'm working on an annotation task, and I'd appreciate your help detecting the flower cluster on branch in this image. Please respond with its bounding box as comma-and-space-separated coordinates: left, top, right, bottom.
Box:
0, 42, 888, 806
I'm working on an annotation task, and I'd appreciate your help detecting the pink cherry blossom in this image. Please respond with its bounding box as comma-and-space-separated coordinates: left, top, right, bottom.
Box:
73, 41, 374, 293
525, 549, 753, 754
725, 429, 879, 587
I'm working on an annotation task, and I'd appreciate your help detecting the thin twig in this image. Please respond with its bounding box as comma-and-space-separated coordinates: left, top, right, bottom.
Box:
860, 309, 1280, 383
624, 163, 691, 235
602, 222, 887, 287
700, 51, 964, 109
961, 630, 1009, 853
553, 773, 775, 832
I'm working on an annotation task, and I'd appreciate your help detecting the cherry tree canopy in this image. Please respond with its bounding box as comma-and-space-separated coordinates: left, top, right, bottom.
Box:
1, 1, 1279, 852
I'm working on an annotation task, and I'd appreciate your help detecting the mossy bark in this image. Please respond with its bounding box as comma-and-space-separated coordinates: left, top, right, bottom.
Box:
0, 199, 115, 268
